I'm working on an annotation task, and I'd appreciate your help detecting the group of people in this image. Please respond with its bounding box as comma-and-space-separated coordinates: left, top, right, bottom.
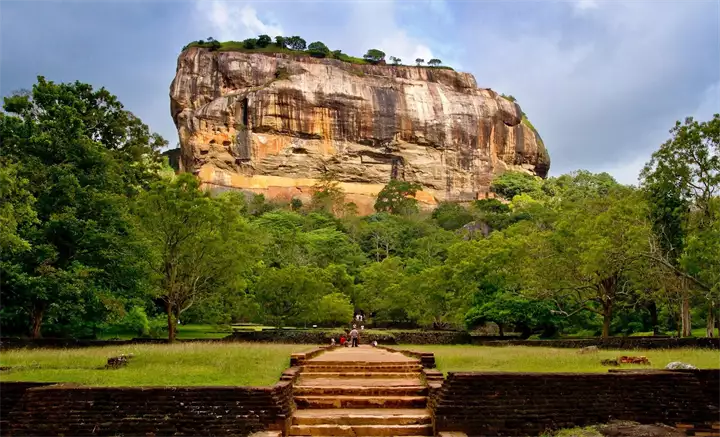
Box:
332, 323, 377, 348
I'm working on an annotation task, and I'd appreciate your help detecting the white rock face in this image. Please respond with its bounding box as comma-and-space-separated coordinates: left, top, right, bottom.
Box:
170, 48, 550, 213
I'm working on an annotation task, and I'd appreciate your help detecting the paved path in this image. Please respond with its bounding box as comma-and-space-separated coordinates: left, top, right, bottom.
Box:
289, 345, 432, 436
308, 345, 417, 363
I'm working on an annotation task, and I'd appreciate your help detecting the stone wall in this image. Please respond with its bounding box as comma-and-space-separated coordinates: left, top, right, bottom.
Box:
3, 334, 718, 350
471, 337, 720, 349
228, 330, 471, 345
2, 380, 297, 436
431, 370, 720, 436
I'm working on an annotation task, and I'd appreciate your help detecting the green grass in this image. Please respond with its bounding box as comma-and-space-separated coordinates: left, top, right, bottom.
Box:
0, 343, 312, 386
401, 345, 720, 373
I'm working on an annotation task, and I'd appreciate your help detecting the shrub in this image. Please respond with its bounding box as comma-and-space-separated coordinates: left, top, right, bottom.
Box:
242, 38, 258, 49
148, 315, 169, 338
119, 306, 150, 337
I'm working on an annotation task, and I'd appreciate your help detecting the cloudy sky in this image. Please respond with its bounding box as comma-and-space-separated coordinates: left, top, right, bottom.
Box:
1, 0, 718, 184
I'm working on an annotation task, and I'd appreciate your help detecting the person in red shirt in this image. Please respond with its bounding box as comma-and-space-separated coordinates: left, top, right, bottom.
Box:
339, 334, 347, 346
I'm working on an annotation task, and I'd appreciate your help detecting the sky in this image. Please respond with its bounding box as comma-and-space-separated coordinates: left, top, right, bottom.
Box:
1, 0, 718, 184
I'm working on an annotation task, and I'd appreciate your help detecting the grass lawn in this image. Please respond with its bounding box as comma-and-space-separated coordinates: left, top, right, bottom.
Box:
402, 345, 720, 373
0, 343, 313, 386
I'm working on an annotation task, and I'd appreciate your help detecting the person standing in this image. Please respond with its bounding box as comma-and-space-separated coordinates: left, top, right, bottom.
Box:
350, 325, 359, 347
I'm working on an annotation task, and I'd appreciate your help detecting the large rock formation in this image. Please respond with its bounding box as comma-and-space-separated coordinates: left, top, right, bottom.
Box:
170, 48, 550, 213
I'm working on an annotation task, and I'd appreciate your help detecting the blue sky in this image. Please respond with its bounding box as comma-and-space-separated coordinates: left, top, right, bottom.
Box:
1, 0, 718, 184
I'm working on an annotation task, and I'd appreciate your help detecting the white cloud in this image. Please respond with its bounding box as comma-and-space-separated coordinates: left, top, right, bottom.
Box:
196, 1, 283, 41
336, 1, 441, 66
462, 1, 719, 177
573, 0, 599, 12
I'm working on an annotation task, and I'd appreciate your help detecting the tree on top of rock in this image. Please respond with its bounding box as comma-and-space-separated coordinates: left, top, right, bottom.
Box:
363, 49, 386, 64
286, 36, 307, 51
307, 41, 330, 58
389, 56, 402, 65
415, 58, 425, 66
374, 179, 423, 215
428, 58, 442, 66
257, 34, 272, 48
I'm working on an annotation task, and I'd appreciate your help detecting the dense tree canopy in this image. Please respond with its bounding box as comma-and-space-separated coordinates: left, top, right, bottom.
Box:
1, 77, 717, 340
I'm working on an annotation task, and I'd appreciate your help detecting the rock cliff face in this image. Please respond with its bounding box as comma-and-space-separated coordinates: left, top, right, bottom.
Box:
170, 48, 550, 213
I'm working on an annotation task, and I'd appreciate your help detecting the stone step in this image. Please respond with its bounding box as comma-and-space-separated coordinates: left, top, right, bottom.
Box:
294, 395, 428, 409
303, 364, 422, 373
297, 377, 425, 388
295, 385, 428, 397
288, 424, 433, 436
292, 408, 432, 426
300, 371, 423, 379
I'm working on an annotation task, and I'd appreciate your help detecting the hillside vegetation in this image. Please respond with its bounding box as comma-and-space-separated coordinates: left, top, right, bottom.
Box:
183, 35, 454, 70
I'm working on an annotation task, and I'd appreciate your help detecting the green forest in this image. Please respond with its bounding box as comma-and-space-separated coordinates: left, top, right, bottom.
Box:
1, 77, 718, 341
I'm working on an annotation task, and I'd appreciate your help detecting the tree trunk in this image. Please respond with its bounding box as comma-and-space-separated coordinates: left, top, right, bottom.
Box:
647, 301, 659, 335
599, 277, 616, 339
707, 301, 716, 338
681, 292, 692, 337
30, 303, 45, 339
602, 310, 612, 339
498, 323, 504, 337
601, 297, 613, 339
166, 301, 176, 342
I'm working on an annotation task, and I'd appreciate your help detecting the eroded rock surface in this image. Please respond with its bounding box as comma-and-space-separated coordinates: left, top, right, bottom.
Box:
170, 48, 550, 213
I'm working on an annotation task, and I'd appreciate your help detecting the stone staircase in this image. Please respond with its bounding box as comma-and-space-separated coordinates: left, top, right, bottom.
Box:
290, 347, 433, 437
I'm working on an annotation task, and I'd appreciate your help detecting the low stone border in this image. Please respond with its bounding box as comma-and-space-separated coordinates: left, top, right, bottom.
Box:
376, 345, 436, 368
289, 345, 337, 367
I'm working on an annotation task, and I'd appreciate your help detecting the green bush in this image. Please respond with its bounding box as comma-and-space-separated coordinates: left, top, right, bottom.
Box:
149, 315, 169, 338
121, 306, 150, 336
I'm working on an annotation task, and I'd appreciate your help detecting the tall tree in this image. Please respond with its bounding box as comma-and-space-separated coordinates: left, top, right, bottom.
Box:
521, 179, 652, 338
133, 175, 259, 341
641, 114, 720, 336
374, 180, 422, 215
0, 77, 163, 337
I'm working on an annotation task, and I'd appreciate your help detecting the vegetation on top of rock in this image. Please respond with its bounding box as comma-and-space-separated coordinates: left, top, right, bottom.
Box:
499, 93, 544, 148
183, 36, 454, 70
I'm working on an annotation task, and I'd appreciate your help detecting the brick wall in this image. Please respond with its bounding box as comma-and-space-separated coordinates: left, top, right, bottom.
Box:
432, 370, 720, 436
0, 382, 54, 434
3, 382, 295, 436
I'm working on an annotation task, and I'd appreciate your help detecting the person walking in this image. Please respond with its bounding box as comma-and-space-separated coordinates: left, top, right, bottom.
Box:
350, 325, 359, 347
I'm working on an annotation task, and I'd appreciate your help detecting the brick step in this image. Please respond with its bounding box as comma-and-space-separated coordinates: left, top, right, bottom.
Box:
288, 424, 433, 436
294, 385, 428, 397
300, 372, 422, 379
306, 361, 421, 367
297, 378, 424, 387
294, 395, 427, 409
292, 408, 431, 426
303, 364, 422, 373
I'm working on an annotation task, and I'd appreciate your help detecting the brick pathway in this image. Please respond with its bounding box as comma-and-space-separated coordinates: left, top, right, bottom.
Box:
289, 345, 432, 436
